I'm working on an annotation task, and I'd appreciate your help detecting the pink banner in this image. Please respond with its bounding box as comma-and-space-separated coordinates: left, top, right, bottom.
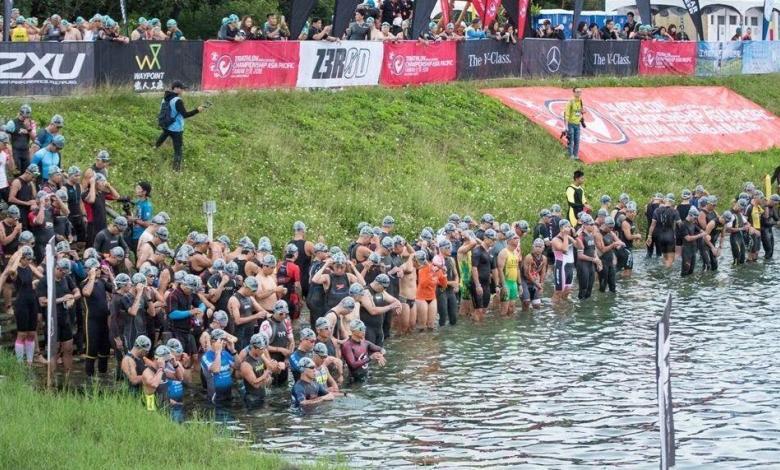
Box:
380, 41, 457, 86
639, 41, 697, 76
483, 86, 780, 163
202, 41, 299, 90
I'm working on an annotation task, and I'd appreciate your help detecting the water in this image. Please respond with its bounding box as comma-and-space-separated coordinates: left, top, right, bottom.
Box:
184, 246, 780, 469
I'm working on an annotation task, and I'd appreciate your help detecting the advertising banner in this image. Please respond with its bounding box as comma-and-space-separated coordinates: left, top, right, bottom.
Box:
482, 86, 780, 164
696, 41, 742, 76
520, 39, 584, 77
380, 41, 456, 86
638, 41, 696, 76
297, 40, 383, 88
656, 293, 676, 470
202, 41, 299, 90
583, 40, 640, 76
682, 0, 704, 40
0, 42, 94, 96
95, 41, 203, 92
742, 40, 780, 74
457, 40, 522, 80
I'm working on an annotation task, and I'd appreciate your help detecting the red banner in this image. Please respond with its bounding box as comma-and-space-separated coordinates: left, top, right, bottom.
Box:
517, 0, 530, 40
201, 41, 299, 90
380, 41, 457, 86
484, 0, 502, 25
483, 86, 780, 164
639, 41, 697, 76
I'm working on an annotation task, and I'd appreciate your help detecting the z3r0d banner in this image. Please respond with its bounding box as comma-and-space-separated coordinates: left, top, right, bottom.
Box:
0, 42, 94, 96
297, 40, 383, 88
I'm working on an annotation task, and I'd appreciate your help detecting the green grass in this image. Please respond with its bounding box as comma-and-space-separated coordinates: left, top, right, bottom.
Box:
1, 74, 778, 251
0, 352, 339, 469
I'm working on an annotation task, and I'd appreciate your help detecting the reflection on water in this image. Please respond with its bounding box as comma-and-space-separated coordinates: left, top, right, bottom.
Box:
79, 246, 780, 468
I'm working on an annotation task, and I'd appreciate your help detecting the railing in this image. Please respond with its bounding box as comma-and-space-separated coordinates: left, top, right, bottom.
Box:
0, 39, 777, 95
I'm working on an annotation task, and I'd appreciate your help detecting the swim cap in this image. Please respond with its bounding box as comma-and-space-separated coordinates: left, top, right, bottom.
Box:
313, 342, 329, 357
273, 300, 289, 314
244, 277, 259, 292
349, 319, 366, 332
375, 274, 391, 287
134, 335, 152, 351
340, 296, 357, 309
213, 310, 229, 327
315, 317, 330, 330
166, 338, 183, 354
299, 328, 316, 340
600, 195, 612, 205
250, 333, 268, 349
115, 273, 131, 287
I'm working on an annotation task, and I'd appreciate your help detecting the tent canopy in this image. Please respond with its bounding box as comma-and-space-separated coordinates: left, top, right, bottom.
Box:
605, 0, 766, 17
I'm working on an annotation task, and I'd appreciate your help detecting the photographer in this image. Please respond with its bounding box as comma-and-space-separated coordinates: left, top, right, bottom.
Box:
154, 81, 206, 172
563, 88, 586, 160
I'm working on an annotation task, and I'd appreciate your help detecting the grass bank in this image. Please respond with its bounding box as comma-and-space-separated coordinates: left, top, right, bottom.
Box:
1, 74, 778, 249
0, 352, 334, 469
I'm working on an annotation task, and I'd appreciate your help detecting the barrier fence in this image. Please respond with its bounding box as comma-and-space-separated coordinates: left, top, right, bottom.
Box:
0, 39, 778, 95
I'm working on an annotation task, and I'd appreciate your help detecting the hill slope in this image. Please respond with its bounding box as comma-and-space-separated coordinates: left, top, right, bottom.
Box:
4, 74, 779, 248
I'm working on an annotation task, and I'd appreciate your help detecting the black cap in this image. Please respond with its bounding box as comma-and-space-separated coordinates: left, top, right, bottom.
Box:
171, 81, 188, 90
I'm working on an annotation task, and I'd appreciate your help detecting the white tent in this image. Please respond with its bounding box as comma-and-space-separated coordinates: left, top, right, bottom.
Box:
605, 0, 766, 18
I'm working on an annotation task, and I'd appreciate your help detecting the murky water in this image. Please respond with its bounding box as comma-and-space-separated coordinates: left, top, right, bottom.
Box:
185, 244, 780, 469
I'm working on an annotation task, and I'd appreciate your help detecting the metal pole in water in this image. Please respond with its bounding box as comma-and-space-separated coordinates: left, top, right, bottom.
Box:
656, 292, 675, 469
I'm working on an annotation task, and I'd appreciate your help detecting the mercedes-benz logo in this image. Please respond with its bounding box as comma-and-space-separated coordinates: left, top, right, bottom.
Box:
546, 46, 561, 73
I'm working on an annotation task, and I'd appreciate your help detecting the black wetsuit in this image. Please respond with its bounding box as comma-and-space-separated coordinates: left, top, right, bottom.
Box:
704, 210, 721, 271
653, 206, 679, 255
232, 291, 255, 350
83, 276, 113, 376
680, 220, 700, 276
437, 256, 458, 327
306, 260, 326, 325
470, 245, 492, 309
615, 214, 635, 271
359, 285, 387, 347
760, 208, 776, 259
645, 202, 660, 257
290, 239, 311, 298
730, 213, 747, 265
267, 317, 291, 386
13, 265, 38, 332
243, 353, 267, 408
576, 231, 596, 299
325, 273, 349, 309
14, 178, 34, 231
125, 352, 146, 394
599, 231, 617, 293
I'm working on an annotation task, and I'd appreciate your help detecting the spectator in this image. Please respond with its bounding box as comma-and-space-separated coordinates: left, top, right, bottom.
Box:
601, 19, 619, 40
75, 16, 87, 37
99, 17, 130, 43
62, 20, 82, 41
536, 19, 552, 38
41, 14, 64, 41
361, 0, 381, 22
588, 22, 601, 39
419, 21, 441, 42
486, 21, 501, 40
742, 27, 752, 41
455, 21, 466, 38
346, 10, 371, 40
263, 14, 287, 40
240, 16, 262, 39
439, 22, 463, 41
653, 26, 673, 41
154, 81, 205, 172
166, 20, 185, 40
130, 17, 151, 41
636, 24, 653, 40
667, 24, 679, 41
502, 24, 517, 44
27, 18, 41, 41
551, 24, 565, 40
148, 18, 167, 40
625, 12, 640, 35
381, 0, 400, 26
11, 17, 28, 42
675, 25, 690, 40
218, 14, 242, 41
307, 18, 332, 40
574, 21, 589, 39
373, 21, 397, 40
391, 16, 403, 36
731, 27, 742, 41
397, 0, 413, 20
83, 15, 102, 41
466, 18, 486, 40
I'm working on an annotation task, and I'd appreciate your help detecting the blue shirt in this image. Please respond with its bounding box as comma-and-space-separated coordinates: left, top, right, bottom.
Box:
167, 97, 184, 132
35, 128, 55, 149
291, 379, 328, 407
132, 199, 153, 240
289, 349, 312, 381
31, 148, 61, 181
466, 29, 486, 40
165, 363, 184, 401
200, 349, 234, 392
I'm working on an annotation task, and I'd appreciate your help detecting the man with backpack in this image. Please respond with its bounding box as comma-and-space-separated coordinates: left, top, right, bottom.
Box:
154, 81, 205, 171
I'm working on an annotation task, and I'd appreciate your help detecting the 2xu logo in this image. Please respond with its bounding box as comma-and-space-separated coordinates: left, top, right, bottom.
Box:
312, 47, 372, 80
0, 52, 85, 80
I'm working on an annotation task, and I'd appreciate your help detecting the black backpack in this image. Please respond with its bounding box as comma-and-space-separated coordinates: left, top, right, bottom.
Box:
157, 97, 177, 129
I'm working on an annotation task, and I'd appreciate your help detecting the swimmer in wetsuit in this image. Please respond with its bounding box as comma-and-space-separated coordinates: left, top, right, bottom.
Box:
551, 219, 576, 302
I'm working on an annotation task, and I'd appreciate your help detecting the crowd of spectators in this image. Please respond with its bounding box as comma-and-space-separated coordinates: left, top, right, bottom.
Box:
561, 12, 691, 41
216, 1, 519, 43
1, 8, 185, 43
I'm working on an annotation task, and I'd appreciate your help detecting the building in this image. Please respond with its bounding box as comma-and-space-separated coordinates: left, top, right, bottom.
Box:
605, 0, 780, 41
